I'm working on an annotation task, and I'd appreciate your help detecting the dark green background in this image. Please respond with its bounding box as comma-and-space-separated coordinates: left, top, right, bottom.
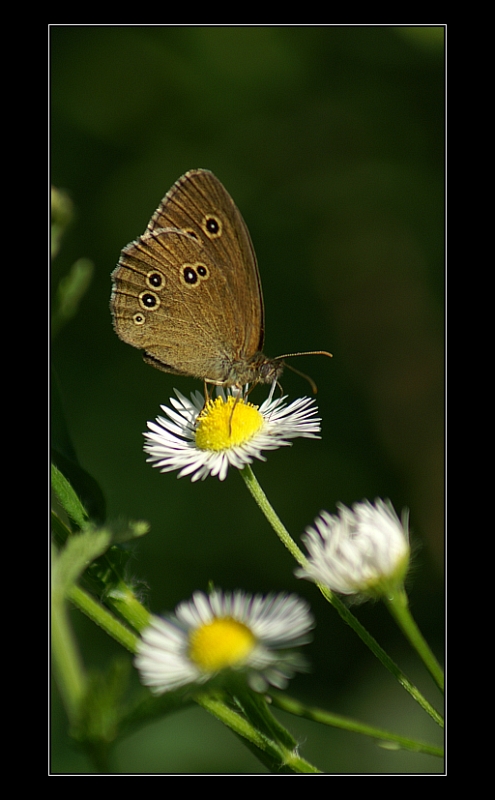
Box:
51, 26, 444, 774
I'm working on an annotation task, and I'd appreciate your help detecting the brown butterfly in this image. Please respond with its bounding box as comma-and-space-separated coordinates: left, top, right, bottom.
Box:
111, 169, 331, 392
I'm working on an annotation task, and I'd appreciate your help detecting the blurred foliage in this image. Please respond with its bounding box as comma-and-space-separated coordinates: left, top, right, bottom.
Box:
51, 25, 444, 774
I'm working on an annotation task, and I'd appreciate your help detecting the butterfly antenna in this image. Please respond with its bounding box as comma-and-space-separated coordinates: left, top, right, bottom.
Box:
275, 351, 333, 394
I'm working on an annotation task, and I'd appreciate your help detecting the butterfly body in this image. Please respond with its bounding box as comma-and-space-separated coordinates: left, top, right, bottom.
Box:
111, 169, 286, 389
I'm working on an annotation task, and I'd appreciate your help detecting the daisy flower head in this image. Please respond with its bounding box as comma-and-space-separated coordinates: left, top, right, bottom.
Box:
143, 388, 321, 481
134, 589, 314, 695
296, 498, 410, 599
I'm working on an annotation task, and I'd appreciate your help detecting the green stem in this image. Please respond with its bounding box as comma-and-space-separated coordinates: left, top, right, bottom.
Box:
322, 590, 443, 727
272, 693, 444, 758
234, 683, 298, 751
241, 464, 309, 566
105, 583, 152, 634
385, 587, 444, 692
51, 591, 86, 724
196, 693, 321, 773
240, 465, 443, 729
68, 585, 140, 653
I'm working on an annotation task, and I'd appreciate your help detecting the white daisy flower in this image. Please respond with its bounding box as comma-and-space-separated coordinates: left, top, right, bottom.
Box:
143, 389, 321, 481
134, 590, 314, 695
296, 499, 410, 599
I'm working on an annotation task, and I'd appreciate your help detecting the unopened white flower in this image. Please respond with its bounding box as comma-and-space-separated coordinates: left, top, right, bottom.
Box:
143, 389, 321, 481
135, 590, 314, 695
296, 499, 410, 598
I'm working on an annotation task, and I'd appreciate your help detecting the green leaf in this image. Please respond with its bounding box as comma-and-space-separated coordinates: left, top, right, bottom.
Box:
51, 463, 88, 530
52, 526, 112, 597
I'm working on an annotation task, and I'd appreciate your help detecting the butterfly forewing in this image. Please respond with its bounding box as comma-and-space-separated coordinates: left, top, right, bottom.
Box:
148, 170, 265, 352
111, 170, 266, 384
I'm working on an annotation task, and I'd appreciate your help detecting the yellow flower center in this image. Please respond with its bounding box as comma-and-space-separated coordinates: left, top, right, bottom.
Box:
195, 396, 263, 451
188, 617, 256, 671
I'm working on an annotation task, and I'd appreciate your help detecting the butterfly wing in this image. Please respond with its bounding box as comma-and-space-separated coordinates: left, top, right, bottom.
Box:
150, 169, 265, 350
111, 170, 265, 384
